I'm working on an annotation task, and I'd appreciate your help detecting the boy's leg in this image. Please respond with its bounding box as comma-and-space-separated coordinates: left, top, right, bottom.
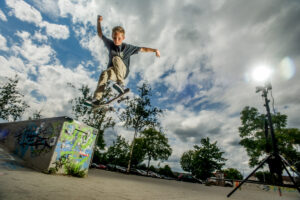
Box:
112, 56, 127, 86
93, 67, 117, 101
93, 56, 126, 102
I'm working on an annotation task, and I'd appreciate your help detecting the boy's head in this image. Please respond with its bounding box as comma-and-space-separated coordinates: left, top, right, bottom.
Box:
112, 26, 125, 46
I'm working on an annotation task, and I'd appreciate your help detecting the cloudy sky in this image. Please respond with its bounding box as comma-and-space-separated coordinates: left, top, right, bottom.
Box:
0, 0, 299, 174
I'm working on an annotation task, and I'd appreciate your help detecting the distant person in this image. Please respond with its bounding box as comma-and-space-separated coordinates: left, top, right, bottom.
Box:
90, 15, 160, 106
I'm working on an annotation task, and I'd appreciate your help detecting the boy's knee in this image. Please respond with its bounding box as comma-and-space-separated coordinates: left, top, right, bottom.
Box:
112, 56, 120, 62
101, 70, 108, 77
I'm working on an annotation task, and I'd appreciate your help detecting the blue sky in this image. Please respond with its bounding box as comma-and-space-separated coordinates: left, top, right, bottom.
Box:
1, 0, 300, 174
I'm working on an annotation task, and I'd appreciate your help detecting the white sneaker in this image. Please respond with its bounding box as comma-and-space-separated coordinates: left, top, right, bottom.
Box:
112, 83, 125, 94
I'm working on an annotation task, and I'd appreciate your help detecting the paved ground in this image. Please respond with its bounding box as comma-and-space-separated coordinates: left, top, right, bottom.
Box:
0, 147, 299, 200
0, 167, 299, 200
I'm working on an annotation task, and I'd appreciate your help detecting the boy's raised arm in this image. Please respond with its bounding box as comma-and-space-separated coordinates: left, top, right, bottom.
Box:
97, 15, 103, 38
140, 47, 160, 57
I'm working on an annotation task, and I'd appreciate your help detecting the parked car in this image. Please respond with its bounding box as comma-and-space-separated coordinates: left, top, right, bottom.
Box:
148, 171, 161, 178
225, 180, 233, 187
115, 165, 127, 173
130, 168, 145, 176
91, 163, 98, 168
160, 175, 176, 180
90, 163, 107, 170
177, 174, 202, 183
106, 164, 116, 171
137, 169, 148, 176
205, 177, 218, 186
97, 164, 107, 170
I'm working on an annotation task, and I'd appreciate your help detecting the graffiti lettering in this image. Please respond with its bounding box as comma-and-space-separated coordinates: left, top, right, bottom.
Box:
15, 122, 59, 158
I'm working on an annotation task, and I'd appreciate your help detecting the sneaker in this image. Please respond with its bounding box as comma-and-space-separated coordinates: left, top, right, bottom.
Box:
92, 99, 101, 106
112, 83, 125, 94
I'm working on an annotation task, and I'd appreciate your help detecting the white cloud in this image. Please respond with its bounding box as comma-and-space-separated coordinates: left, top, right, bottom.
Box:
0, 53, 96, 119
33, 31, 48, 42
13, 31, 55, 66
6, 0, 42, 25
6, 0, 70, 40
0, 34, 9, 51
0, 55, 27, 77
40, 21, 70, 39
31, 0, 60, 18
0, 9, 7, 21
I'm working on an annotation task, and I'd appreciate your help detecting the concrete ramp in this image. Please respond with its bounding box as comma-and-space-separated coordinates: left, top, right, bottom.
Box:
0, 116, 98, 176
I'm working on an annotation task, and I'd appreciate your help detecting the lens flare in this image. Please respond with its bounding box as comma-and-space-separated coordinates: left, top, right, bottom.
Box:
279, 57, 295, 80
251, 65, 272, 82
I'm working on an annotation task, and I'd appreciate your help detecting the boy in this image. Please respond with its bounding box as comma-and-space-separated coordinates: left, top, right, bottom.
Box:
91, 15, 160, 106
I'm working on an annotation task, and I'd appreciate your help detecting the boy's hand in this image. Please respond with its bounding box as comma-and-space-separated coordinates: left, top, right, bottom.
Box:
155, 49, 160, 57
98, 15, 103, 23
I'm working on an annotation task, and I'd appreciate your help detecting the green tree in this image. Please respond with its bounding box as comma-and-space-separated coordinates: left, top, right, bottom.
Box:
69, 84, 115, 150
158, 165, 174, 178
106, 135, 130, 167
0, 75, 29, 121
255, 171, 273, 184
28, 109, 43, 120
239, 106, 300, 171
180, 150, 194, 173
223, 168, 243, 180
180, 137, 227, 180
140, 128, 172, 174
130, 137, 147, 167
120, 83, 162, 172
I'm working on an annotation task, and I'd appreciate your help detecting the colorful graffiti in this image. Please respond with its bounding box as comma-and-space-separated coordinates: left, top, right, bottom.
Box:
14, 122, 61, 158
262, 185, 297, 193
54, 121, 96, 172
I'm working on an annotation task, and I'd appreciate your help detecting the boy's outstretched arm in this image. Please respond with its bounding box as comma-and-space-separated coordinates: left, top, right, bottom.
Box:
97, 15, 103, 38
140, 47, 160, 57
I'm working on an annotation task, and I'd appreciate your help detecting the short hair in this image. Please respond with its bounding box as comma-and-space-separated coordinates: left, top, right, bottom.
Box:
112, 26, 125, 35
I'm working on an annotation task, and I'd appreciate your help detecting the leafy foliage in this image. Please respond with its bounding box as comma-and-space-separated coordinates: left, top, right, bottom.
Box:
223, 168, 243, 180
65, 162, 86, 178
158, 165, 175, 178
120, 83, 162, 131
120, 83, 163, 171
180, 137, 226, 180
255, 171, 273, 184
130, 137, 147, 167
106, 135, 130, 167
239, 106, 300, 171
28, 110, 43, 120
140, 128, 172, 173
0, 75, 29, 121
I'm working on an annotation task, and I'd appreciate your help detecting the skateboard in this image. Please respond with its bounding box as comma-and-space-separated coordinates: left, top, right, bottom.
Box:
85, 88, 130, 111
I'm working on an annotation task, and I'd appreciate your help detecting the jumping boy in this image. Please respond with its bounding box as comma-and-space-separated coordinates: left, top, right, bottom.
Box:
90, 15, 160, 106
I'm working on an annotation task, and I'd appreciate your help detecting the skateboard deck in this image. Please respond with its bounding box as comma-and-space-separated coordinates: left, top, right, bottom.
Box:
92, 88, 130, 111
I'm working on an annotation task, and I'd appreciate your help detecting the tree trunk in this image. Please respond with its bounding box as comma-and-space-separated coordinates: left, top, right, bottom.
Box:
127, 129, 138, 173
147, 157, 151, 175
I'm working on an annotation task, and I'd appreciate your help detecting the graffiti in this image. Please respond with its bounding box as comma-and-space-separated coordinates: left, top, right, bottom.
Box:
0, 129, 9, 140
261, 185, 297, 193
0, 148, 15, 161
54, 121, 96, 172
0, 160, 24, 170
1, 117, 97, 175
15, 122, 60, 158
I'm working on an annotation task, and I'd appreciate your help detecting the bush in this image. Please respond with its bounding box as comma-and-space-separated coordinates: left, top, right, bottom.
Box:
65, 163, 86, 178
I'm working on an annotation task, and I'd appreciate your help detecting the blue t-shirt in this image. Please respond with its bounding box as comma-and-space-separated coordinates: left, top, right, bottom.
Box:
102, 35, 141, 78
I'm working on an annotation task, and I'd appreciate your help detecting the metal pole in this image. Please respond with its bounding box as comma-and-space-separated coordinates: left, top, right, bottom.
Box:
262, 89, 279, 155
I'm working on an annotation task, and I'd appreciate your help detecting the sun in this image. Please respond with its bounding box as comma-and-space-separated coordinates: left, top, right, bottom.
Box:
251, 65, 273, 83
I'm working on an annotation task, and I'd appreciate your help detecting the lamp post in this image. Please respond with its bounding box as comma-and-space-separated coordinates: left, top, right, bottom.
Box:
227, 81, 300, 197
